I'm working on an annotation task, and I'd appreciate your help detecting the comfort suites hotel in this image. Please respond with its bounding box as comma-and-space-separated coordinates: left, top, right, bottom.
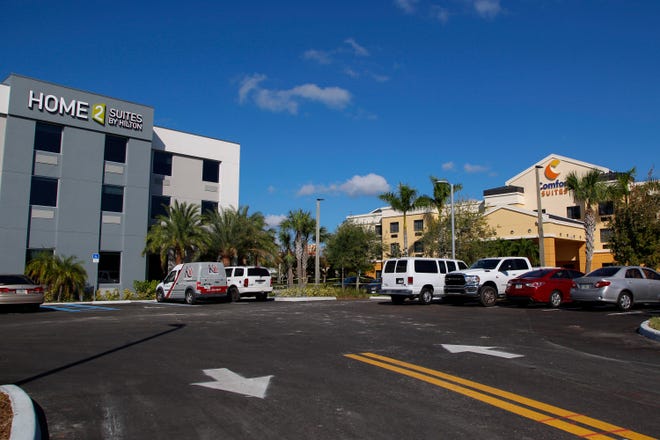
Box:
0, 75, 239, 291
349, 154, 622, 276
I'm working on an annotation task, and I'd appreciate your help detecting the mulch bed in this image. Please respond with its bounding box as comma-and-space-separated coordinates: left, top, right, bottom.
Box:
0, 391, 12, 440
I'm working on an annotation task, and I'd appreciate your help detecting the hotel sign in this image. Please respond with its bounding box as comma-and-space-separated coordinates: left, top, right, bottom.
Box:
539, 159, 569, 197
28, 90, 145, 132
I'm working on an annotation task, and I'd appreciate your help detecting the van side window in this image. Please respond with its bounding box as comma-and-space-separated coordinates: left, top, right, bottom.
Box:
164, 270, 177, 283
446, 261, 456, 272
438, 260, 447, 274
395, 260, 408, 273
384, 260, 396, 273
414, 260, 437, 273
235, 268, 245, 276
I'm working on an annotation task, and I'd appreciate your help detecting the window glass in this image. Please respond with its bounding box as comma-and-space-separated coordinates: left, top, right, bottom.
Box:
34, 122, 62, 153
235, 268, 244, 276
98, 252, 121, 283
152, 151, 172, 176
375, 225, 382, 236
413, 219, 423, 232
248, 268, 270, 276
438, 260, 447, 274
599, 228, 613, 243
446, 261, 457, 272
566, 205, 581, 219
390, 222, 399, 233
458, 261, 468, 270
104, 135, 127, 163
201, 200, 218, 214
150, 195, 170, 220
413, 241, 424, 253
625, 268, 642, 279
30, 176, 58, 206
102, 185, 124, 212
598, 201, 614, 216
414, 260, 437, 274
384, 260, 397, 273
203, 159, 219, 183
642, 268, 660, 280
395, 259, 408, 273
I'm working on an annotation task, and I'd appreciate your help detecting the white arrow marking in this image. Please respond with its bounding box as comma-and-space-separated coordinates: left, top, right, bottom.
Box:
441, 344, 523, 359
192, 368, 273, 399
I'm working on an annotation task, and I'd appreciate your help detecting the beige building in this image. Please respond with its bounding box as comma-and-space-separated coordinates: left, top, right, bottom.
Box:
348, 154, 619, 276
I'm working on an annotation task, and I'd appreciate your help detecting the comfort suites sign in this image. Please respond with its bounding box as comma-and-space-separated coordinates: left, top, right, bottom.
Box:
539, 158, 568, 197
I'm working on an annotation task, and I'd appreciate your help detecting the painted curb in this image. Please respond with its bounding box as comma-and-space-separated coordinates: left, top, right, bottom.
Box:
274, 296, 337, 302
639, 320, 660, 342
0, 385, 40, 440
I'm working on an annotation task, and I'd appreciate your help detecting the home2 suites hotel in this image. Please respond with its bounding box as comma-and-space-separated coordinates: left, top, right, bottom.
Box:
0, 75, 240, 291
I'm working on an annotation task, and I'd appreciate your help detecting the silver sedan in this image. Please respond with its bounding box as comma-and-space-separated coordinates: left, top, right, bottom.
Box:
570, 266, 660, 311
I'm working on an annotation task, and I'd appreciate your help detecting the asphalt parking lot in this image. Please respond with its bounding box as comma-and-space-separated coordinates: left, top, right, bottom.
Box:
1, 299, 659, 439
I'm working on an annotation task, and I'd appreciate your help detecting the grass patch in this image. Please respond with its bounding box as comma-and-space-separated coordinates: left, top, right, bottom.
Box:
275, 284, 371, 299
649, 317, 660, 331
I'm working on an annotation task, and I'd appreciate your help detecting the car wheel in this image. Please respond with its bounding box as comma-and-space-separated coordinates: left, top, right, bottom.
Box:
228, 286, 240, 302
391, 295, 405, 305
256, 292, 267, 301
185, 290, 196, 305
548, 290, 562, 308
479, 286, 497, 307
616, 291, 633, 311
156, 289, 164, 303
419, 288, 433, 305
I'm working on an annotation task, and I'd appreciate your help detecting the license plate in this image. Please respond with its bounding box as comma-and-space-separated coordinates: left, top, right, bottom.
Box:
17, 289, 28, 294
256, 280, 264, 284
579, 284, 591, 290
396, 278, 404, 284
515, 284, 522, 289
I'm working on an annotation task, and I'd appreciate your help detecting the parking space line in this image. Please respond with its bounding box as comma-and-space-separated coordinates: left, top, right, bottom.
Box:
346, 353, 654, 440
42, 304, 119, 312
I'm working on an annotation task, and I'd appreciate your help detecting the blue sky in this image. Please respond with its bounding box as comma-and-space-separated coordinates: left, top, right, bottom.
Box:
3, 0, 658, 232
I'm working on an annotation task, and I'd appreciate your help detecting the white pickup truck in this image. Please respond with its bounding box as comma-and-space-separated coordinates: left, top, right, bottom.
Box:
443, 257, 533, 306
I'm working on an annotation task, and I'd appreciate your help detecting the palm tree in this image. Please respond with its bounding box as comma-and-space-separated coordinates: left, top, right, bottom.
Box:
278, 229, 296, 287
418, 176, 463, 257
280, 209, 315, 286
379, 183, 427, 256
25, 251, 57, 287
51, 255, 87, 302
565, 169, 611, 273
144, 200, 206, 270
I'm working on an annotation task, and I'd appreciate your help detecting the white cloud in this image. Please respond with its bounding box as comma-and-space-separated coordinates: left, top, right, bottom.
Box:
265, 214, 287, 229
394, 0, 419, 14
302, 49, 333, 65
239, 74, 352, 114
442, 161, 455, 171
297, 174, 390, 197
473, 0, 502, 19
464, 163, 490, 173
344, 38, 370, 57
430, 5, 450, 24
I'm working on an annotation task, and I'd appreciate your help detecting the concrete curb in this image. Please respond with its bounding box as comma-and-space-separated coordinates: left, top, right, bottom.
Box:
639, 320, 660, 342
273, 296, 337, 302
0, 385, 40, 440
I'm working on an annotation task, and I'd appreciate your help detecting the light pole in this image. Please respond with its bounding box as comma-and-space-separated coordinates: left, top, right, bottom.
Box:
436, 180, 455, 259
534, 165, 545, 266
315, 198, 323, 285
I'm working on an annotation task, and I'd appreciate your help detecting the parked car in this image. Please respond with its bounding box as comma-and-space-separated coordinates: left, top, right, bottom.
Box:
156, 262, 228, 304
225, 266, 273, 301
339, 276, 375, 290
0, 274, 45, 311
570, 266, 660, 311
506, 268, 584, 308
366, 278, 382, 295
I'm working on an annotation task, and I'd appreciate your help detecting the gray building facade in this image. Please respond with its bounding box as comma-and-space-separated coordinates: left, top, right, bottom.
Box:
0, 74, 240, 293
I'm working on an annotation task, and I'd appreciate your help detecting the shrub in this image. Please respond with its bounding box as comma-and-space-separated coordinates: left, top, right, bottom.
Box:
133, 280, 158, 300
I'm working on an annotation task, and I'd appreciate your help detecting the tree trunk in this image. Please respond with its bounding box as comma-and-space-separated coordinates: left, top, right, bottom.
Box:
584, 208, 596, 273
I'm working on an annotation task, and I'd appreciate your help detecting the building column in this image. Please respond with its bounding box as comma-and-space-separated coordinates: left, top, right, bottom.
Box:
542, 237, 556, 267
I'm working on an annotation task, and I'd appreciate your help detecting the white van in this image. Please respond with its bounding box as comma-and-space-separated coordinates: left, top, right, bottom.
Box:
380, 257, 468, 304
156, 262, 228, 305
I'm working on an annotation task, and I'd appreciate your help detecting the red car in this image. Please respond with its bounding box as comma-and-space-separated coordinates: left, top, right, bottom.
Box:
506, 268, 584, 308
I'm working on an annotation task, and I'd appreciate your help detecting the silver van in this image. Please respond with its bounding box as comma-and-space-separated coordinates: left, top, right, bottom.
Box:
381, 257, 468, 304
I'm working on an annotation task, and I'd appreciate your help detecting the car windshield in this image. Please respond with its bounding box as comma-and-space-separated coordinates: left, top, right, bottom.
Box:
470, 259, 500, 270
0, 275, 34, 285
520, 269, 552, 278
586, 267, 620, 277
247, 268, 270, 277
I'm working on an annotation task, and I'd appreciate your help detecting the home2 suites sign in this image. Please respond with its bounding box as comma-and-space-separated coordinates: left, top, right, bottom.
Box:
27, 90, 144, 132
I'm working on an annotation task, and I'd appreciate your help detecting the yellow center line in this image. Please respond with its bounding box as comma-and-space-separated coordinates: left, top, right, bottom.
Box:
345, 353, 656, 440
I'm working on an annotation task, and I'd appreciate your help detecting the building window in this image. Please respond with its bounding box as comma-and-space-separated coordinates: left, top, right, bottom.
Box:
390, 222, 399, 234
151, 195, 171, 220
34, 122, 62, 153
104, 135, 127, 163
30, 176, 58, 207
202, 159, 219, 183
152, 151, 172, 176
598, 201, 614, 216
413, 241, 424, 253
600, 228, 613, 243
389, 243, 400, 257
98, 252, 121, 284
101, 185, 124, 212
414, 219, 424, 234
375, 225, 382, 236
201, 200, 218, 214
25, 249, 54, 266
567, 205, 581, 219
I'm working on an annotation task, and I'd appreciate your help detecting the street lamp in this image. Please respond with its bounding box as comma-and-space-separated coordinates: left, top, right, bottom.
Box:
315, 198, 323, 285
436, 180, 455, 259
534, 166, 545, 265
